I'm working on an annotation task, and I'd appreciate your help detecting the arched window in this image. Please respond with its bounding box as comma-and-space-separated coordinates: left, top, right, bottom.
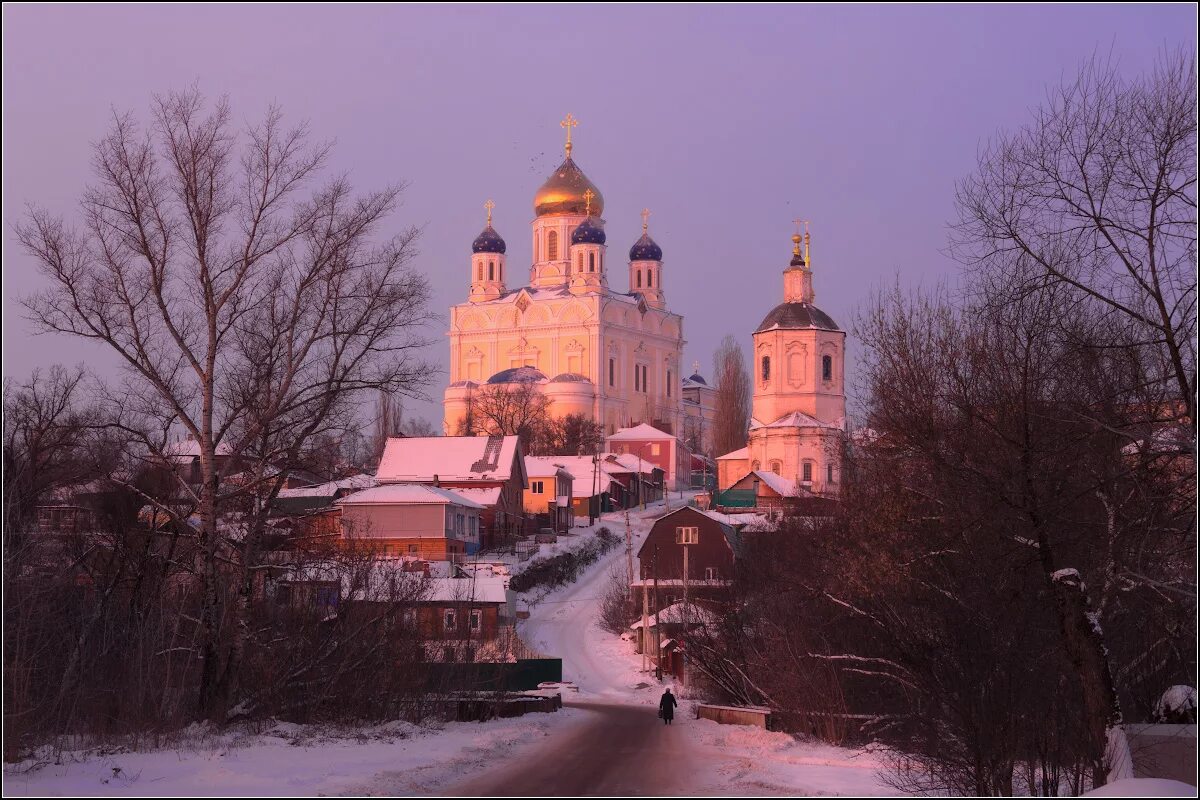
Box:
761, 355, 771, 382
599, 253, 603, 271
827, 464, 835, 483
547, 230, 558, 260
576, 253, 583, 273
802, 461, 813, 482
535, 231, 540, 260
608, 358, 615, 387
636, 270, 642, 288
476, 263, 482, 281
822, 355, 833, 381
488, 262, 494, 280
666, 370, 672, 397
770, 461, 781, 475
751, 460, 761, 471
647, 270, 653, 287
588, 252, 595, 272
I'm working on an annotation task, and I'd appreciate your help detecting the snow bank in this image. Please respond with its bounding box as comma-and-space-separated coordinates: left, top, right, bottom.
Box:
1083, 777, 1196, 796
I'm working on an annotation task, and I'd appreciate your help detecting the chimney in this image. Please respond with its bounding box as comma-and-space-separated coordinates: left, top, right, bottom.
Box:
433, 473, 440, 488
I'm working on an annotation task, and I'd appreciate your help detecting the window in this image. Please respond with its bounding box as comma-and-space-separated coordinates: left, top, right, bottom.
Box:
634, 366, 640, 392
547, 230, 558, 260
637, 270, 642, 288
666, 370, 672, 397
647, 270, 653, 287
488, 261, 495, 280
402, 608, 416, 628
443, 609, 457, 631
408, 544, 418, 554
576, 252, 583, 273
470, 609, 482, 632
822, 355, 833, 381
705, 567, 719, 581
316, 585, 339, 612
827, 464, 835, 483
642, 365, 648, 392
588, 252, 595, 272
599, 253, 603, 271
532, 480, 544, 494
762, 355, 771, 382
675, 526, 699, 545
770, 461, 781, 474
651, 443, 661, 456
802, 462, 813, 482
476, 263, 483, 281
535, 230, 540, 260
609, 358, 615, 387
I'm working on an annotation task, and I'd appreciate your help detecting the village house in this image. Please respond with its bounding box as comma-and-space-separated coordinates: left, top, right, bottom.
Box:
522, 456, 574, 533
605, 423, 689, 491
337, 484, 485, 560
633, 506, 740, 616
375, 434, 528, 549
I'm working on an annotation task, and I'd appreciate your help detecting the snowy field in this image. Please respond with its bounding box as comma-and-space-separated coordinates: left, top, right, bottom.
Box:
6, 497, 896, 796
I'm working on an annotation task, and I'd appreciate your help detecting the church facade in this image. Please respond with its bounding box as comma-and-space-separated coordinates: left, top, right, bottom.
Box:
444, 116, 692, 440
716, 230, 846, 497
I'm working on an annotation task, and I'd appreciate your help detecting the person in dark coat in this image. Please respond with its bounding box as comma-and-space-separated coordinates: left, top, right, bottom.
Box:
659, 688, 678, 725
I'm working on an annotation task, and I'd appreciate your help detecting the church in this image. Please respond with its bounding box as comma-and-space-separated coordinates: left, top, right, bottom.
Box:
715, 228, 846, 498
443, 115, 698, 440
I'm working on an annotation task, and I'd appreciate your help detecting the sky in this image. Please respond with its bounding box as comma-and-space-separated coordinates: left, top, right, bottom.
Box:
3, 4, 1194, 426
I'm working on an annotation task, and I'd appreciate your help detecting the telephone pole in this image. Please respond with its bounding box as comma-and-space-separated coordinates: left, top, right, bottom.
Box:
625, 510, 633, 599
653, 542, 661, 681
641, 552, 650, 674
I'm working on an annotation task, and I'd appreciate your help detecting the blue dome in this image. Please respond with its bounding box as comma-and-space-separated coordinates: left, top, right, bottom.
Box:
629, 233, 662, 261
486, 366, 547, 385
571, 217, 606, 246
472, 225, 506, 254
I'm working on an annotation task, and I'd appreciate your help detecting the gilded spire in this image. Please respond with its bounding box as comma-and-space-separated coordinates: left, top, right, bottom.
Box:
641, 207, 651, 234
484, 198, 495, 227
584, 188, 594, 217
804, 220, 811, 268
792, 218, 810, 267
560, 112, 578, 159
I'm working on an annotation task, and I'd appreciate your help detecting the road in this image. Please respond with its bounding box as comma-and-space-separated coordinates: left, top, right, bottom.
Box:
446, 502, 702, 796
449, 700, 701, 796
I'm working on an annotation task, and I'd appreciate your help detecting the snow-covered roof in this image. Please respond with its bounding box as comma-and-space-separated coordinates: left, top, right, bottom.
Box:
162, 438, 233, 460
630, 602, 716, 629
376, 435, 520, 483
444, 486, 504, 507
716, 447, 749, 461
752, 470, 799, 497
750, 411, 842, 431
524, 456, 577, 479
421, 577, 508, 604
278, 474, 376, 499
606, 423, 676, 442
337, 484, 485, 509
604, 453, 659, 474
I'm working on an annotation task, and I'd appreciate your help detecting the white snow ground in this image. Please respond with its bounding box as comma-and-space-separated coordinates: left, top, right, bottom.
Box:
5, 496, 893, 796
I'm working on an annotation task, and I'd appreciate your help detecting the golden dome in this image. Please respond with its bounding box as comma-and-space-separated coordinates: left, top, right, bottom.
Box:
533, 157, 604, 217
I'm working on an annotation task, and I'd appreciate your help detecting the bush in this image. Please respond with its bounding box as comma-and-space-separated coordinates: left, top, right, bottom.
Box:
509, 527, 619, 595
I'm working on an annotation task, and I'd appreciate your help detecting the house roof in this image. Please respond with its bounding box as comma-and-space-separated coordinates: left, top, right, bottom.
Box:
336, 483, 485, 509
716, 447, 749, 461
524, 456, 577, 480
750, 470, 800, 497
606, 423, 676, 442
640, 505, 740, 557
629, 602, 716, 629
421, 577, 508, 604
376, 435, 521, 483
444, 486, 504, 507
278, 474, 376, 499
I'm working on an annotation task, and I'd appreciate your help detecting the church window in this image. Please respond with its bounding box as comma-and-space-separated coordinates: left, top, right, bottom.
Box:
637, 270, 642, 288
599, 253, 604, 271
548, 230, 559, 260
634, 365, 640, 392
827, 464, 835, 483
803, 462, 813, 482
476, 263, 482, 281
535, 231, 540, 260
576, 253, 583, 273
667, 370, 672, 397
488, 262, 494, 280
647, 270, 653, 287
761, 356, 771, 382
822, 355, 833, 381
609, 358, 615, 387
770, 461, 781, 474
588, 252, 595, 272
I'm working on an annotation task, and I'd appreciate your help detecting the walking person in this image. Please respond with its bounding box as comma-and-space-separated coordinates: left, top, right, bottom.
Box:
659, 687, 677, 725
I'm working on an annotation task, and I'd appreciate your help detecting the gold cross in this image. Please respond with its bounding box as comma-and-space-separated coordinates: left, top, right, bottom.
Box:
561, 113, 578, 157
641, 208, 651, 233
583, 188, 595, 216
793, 218, 809, 235
484, 199, 495, 226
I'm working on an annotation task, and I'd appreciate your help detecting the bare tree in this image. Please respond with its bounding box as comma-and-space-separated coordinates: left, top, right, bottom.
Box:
467, 381, 553, 446
712, 335, 751, 458
15, 89, 434, 721
953, 49, 1197, 432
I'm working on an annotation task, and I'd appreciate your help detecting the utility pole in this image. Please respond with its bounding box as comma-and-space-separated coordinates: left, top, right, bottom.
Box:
653, 542, 661, 681
625, 510, 633, 599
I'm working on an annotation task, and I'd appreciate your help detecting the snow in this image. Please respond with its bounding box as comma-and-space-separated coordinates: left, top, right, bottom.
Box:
1083, 778, 1197, 796
1157, 685, 1197, 719
335, 483, 484, 508
629, 602, 717, 629
3, 714, 583, 797
277, 474, 375, 498
752, 469, 800, 497
375, 435, 520, 483
606, 422, 677, 441
443, 486, 503, 507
